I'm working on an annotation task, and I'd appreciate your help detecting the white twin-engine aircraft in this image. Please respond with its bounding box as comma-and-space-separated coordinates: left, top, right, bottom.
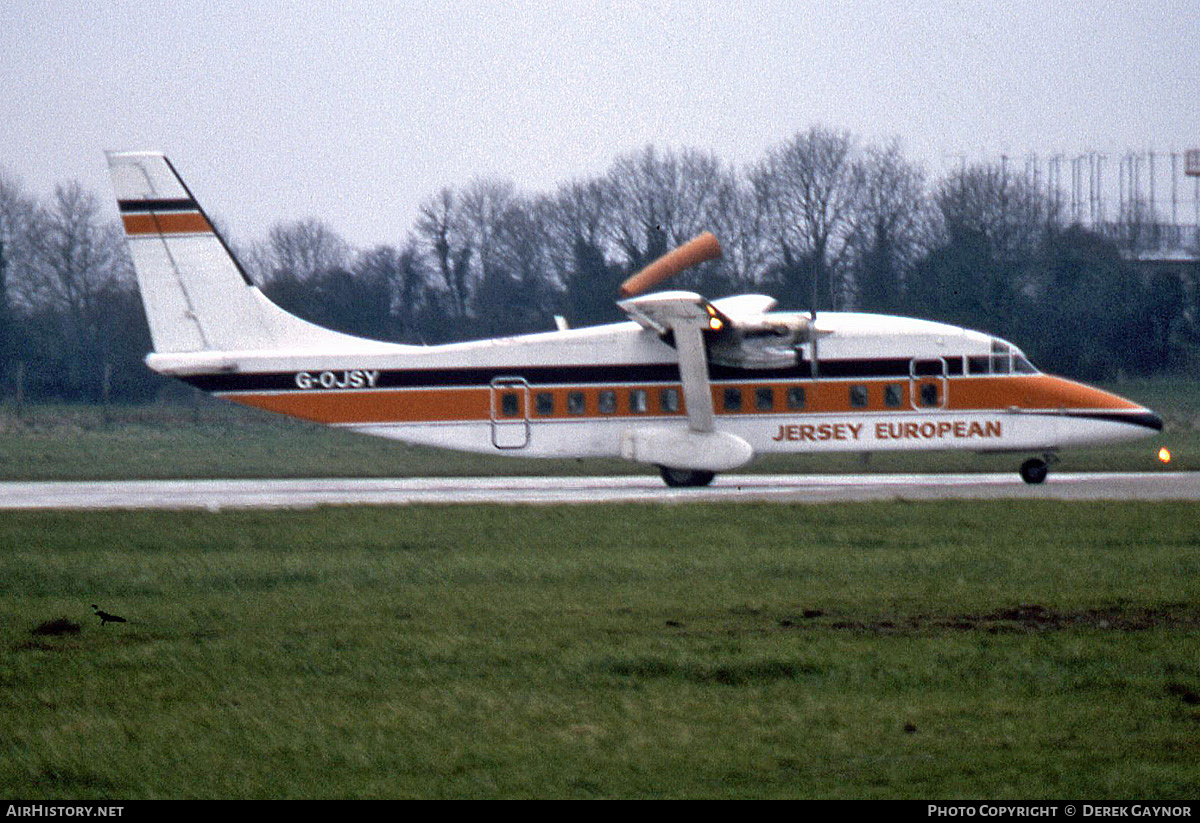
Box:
107, 151, 1162, 487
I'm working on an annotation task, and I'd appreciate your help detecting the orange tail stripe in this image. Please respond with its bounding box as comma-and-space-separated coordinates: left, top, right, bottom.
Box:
122, 212, 212, 235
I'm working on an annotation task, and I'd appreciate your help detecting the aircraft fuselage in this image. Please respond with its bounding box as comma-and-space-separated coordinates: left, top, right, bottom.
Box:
152, 311, 1159, 462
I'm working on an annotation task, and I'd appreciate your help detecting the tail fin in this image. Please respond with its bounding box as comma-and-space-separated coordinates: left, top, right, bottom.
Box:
107, 151, 392, 355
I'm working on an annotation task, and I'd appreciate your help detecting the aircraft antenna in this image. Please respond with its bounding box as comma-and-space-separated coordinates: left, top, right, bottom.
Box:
809, 264, 819, 379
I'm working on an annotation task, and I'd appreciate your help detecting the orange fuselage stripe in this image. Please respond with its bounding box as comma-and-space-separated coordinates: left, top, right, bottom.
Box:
223, 374, 1138, 426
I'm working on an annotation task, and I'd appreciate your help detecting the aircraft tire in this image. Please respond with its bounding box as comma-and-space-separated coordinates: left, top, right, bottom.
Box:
1019, 458, 1049, 485
658, 467, 717, 488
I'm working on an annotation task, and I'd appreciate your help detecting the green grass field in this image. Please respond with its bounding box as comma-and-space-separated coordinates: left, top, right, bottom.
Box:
0, 377, 1194, 480
2, 502, 1199, 799
1, 379, 1196, 797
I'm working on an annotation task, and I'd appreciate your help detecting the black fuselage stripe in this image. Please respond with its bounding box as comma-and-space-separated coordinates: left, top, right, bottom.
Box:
1060, 410, 1164, 431
185, 365, 679, 392
178, 358, 959, 394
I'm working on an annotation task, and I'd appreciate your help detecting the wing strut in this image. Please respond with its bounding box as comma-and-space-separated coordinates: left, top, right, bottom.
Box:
616, 292, 721, 433
668, 307, 716, 433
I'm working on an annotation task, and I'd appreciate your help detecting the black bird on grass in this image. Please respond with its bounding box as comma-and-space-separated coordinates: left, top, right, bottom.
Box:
91, 605, 126, 626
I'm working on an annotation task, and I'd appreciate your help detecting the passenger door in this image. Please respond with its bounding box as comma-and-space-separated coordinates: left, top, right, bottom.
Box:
490, 377, 530, 449
910, 358, 948, 410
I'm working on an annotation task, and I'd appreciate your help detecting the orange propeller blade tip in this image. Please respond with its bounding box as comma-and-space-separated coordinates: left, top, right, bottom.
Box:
618, 232, 722, 298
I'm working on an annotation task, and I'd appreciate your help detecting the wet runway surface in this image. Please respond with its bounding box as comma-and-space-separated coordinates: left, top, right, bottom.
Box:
1, 472, 1197, 509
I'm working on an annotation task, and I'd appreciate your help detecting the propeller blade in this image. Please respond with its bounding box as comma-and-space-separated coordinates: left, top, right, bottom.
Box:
618, 232, 722, 298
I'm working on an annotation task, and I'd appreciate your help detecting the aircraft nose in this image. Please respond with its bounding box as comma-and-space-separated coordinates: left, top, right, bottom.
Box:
1114, 408, 1164, 431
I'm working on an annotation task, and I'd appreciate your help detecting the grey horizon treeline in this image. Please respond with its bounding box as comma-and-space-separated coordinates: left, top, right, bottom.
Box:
1, 126, 1197, 404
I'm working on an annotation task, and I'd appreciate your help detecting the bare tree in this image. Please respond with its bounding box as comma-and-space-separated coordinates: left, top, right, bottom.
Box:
932, 163, 1053, 263
906, 162, 1059, 342
459, 178, 517, 289
354, 238, 434, 342
0, 171, 38, 286
751, 127, 866, 311
19, 182, 128, 322
416, 187, 472, 320
605, 145, 733, 270
262, 217, 350, 282
850, 141, 930, 310
0, 172, 38, 370
703, 171, 773, 295
541, 179, 612, 282
12, 182, 137, 399
540, 180, 622, 324
491, 194, 559, 331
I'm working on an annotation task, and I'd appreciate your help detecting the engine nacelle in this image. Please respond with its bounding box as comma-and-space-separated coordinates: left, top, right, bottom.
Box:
708, 330, 797, 368
707, 315, 817, 369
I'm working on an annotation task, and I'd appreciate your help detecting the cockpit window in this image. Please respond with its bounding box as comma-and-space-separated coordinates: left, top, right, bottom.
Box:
973, 340, 1039, 375
990, 340, 1012, 374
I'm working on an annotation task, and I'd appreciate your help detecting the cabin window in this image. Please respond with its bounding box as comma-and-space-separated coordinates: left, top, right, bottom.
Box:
919, 383, 940, 407
567, 391, 586, 415
500, 392, 520, 417
629, 389, 648, 413
849, 385, 868, 409
884, 384, 903, 408
786, 386, 806, 409
755, 387, 774, 411
535, 392, 554, 416
598, 390, 617, 415
912, 359, 945, 377
660, 388, 680, 413
968, 356, 991, 375
723, 387, 742, 411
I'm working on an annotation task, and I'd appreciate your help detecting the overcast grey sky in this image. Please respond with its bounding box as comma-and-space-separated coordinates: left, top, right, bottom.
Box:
2, 1, 1197, 248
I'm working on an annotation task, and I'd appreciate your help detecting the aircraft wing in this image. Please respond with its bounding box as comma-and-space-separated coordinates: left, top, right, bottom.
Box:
708, 294, 778, 318
616, 290, 725, 336
619, 288, 824, 373
618, 292, 781, 333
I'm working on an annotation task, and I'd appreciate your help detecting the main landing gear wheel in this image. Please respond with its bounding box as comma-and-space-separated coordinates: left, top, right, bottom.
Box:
1019, 458, 1049, 485
658, 467, 717, 488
